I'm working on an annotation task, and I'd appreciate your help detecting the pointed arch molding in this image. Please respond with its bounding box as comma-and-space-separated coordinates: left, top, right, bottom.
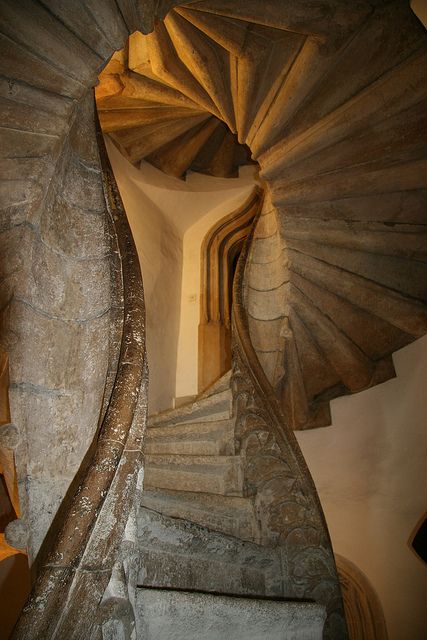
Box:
198, 187, 262, 391
96, 1, 427, 430
335, 555, 388, 640
0, 0, 426, 638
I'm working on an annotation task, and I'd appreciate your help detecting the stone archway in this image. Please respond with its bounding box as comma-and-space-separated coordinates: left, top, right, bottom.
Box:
336, 555, 388, 640
198, 187, 262, 391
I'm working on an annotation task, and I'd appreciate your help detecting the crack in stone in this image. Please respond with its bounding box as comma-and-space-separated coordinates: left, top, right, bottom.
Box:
10, 382, 74, 397
13, 295, 112, 324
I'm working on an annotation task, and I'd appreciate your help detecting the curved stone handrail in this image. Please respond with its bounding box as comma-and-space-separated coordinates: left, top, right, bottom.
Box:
10, 113, 148, 640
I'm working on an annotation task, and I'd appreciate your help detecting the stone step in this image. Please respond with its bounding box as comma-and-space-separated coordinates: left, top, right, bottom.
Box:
145, 418, 235, 456
140, 488, 259, 542
174, 394, 197, 408
144, 454, 244, 496
197, 369, 232, 399
136, 588, 326, 640
137, 508, 283, 597
148, 387, 232, 428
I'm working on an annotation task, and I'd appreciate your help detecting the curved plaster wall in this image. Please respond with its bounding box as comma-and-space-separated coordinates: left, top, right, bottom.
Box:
296, 334, 427, 640
106, 139, 255, 413
175, 175, 256, 399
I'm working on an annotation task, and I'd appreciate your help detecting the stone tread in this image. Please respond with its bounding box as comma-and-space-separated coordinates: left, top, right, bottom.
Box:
144, 453, 244, 496
145, 418, 235, 456
137, 508, 283, 597
140, 488, 259, 542
148, 388, 232, 427
136, 588, 326, 640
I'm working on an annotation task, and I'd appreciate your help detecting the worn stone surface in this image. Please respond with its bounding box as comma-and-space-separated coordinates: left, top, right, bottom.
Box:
9, 102, 148, 640
137, 588, 326, 640
0, 92, 114, 564
4, 300, 109, 391
233, 235, 349, 639
145, 453, 244, 495
138, 508, 283, 596
149, 386, 232, 426
140, 488, 259, 542
145, 417, 235, 455
138, 350, 346, 638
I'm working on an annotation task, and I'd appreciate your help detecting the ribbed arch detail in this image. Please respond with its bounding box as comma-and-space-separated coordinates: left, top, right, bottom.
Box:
198, 187, 262, 391
336, 555, 389, 640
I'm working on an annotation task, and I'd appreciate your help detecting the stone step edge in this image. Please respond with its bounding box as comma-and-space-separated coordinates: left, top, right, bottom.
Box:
146, 417, 235, 437
140, 489, 260, 543
148, 389, 232, 427
145, 454, 241, 468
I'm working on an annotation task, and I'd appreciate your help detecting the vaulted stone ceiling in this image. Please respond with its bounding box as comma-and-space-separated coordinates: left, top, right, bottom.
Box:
96, 30, 255, 178
97, 1, 427, 430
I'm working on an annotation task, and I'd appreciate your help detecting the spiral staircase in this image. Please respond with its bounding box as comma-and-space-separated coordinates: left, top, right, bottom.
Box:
0, 1, 426, 639
97, 1, 427, 432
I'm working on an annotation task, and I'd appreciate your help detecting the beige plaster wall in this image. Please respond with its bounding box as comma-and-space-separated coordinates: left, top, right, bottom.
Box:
296, 335, 427, 640
106, 140, 182, 414
175, 171, 256, 399
135, 162, 257, 238
107, 140, 256, 412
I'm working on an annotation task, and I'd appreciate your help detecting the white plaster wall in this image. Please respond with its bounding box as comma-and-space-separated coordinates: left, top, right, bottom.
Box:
135, 163, 256, 238
106, 140, 183, 413
107, 139, 256, 412
296, 335, 427, 640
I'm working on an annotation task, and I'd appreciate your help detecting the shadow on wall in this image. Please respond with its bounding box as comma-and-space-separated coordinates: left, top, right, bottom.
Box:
336, 554, 388, 640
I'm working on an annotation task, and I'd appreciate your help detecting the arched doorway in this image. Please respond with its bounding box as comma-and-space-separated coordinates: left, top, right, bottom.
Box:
198, 187, 262, 392
336, 554, 388, 640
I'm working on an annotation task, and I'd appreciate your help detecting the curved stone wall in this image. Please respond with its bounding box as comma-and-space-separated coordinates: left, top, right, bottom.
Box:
2, 91, 115, 562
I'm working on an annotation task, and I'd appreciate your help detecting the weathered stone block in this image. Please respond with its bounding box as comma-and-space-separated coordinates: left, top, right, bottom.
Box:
59, 156, 106, 212
137, 508, 282, 597
4, 298, 109, 391
41, 195, 108, 259
17, 235, 110, 320
136, 588, 326, 640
